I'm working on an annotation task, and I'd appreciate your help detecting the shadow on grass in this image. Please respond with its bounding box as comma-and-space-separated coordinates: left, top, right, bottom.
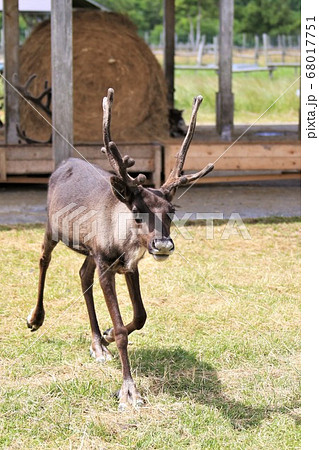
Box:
131, 346, 300, 430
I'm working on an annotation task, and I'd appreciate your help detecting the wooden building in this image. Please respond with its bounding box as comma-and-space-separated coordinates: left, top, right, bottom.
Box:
0, 0, 300, 187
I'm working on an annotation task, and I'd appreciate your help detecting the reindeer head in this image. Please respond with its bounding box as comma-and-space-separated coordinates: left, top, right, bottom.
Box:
102, 89, 214, 261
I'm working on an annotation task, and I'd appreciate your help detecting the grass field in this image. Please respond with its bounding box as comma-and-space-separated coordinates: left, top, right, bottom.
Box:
174, 67, 300, 125
0, 219, 300, 449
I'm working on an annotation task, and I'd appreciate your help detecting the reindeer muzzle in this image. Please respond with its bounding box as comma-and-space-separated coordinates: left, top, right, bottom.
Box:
149, 238, 174, 261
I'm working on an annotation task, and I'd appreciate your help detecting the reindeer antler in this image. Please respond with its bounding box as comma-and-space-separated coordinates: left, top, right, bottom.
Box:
13, 74, 52, 117
161, 95, 214, 193
101, 88, 146, 187
13, 73, 52, 144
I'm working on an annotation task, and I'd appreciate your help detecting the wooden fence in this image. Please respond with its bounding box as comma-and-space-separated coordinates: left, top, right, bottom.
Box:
151, 33, 300, 72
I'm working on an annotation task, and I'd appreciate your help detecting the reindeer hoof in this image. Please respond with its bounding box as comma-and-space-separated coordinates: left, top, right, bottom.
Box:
118, 402, 129, 412
117, 380, 144, 411
89, 340, 113, 362
26, 308, 44, 332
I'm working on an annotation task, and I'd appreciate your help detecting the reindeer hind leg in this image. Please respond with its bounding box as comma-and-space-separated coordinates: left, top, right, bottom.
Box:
80, 256, 112, 362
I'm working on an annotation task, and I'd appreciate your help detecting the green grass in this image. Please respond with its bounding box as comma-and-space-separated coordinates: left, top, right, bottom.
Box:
174, 67, 300, 125
0, 220, 300, 449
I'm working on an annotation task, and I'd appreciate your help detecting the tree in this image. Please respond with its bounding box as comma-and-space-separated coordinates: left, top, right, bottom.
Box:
234, 0, 300, 35
97, 0, 300, 41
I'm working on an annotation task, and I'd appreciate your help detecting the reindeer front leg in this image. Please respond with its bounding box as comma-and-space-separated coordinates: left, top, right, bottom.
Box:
103, 268, 147, 342
27, 231, 57, 331
97, 263, 144, 410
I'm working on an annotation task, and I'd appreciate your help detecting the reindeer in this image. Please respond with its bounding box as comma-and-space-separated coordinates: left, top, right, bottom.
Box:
26, 89, 214, 410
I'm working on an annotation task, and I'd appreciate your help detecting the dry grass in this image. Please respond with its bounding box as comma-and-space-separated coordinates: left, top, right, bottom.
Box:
0, 219, 300, 448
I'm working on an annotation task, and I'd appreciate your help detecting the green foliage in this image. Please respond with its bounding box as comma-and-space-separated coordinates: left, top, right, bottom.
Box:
235, 0, 301, 35
98, 0, 163, 37
98, 0, 300, 43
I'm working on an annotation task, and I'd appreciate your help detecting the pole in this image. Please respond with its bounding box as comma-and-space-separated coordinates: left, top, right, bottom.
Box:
216, 0, 234, 139
164, 0, 175, 109
51, 0, 73, 166
3, 0, 20, 144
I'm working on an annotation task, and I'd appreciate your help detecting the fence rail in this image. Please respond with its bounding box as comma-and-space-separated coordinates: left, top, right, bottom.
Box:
150, 33, 300, 73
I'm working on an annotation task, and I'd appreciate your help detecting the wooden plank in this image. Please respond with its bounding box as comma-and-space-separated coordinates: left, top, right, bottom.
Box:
216, 0, 234, 137
194, 173, 301, 183
164, 0, 175, 109
169, 156, 300, 171
3, 144, 158, 160
3, 0, 20, 144
73, 145, 155, 159
153, 146, 162, 188
166, 143, 301, 159
6, 142, 301, 163
0, 147, 7, 181
6, 160, 54, 174
165, 142, 301, 175
91, 158, 154, 172
6, 146, 52, 161
2, 143, 158, 179
51, 0, 73, 166
5, 176, 49, 184
6, 158, 152, 175
111, 145, 157, 158
184, 157, 300, 171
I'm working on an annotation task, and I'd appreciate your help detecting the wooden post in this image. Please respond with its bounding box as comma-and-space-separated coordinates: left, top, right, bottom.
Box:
288, 35, 292, 49
3, 0, 20, 144
164, 0, 175, 109
242, 33, 246, 50
213, 35, 218, 65
216, 0, 234, 139
197, 35, 206, 66
51, 0, 73, 166
277, 34, 281, 52
263, 33, 269, 66
0, 148, 6, 181
254, 35, 259, 65
282, 35, 286, 63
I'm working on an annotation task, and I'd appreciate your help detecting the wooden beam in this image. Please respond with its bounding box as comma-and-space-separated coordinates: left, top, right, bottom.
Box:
153, 145, 162, 188
1, 143, 161, 182
165, 142, 301, 176
0, 147, 6, 181
164, 0, 175, 109
192, 173, 301, 184
4, 176, 49, 184
216, 0, 234, 139
51, 0, 73, 167
3, 0, 20, 144
6, 160, 54, 174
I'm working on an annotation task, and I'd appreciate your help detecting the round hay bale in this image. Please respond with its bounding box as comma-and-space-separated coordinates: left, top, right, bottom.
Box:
19, 11, 169, 143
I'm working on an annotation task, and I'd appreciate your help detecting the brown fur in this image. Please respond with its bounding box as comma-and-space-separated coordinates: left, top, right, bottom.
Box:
27, 92, 213, 410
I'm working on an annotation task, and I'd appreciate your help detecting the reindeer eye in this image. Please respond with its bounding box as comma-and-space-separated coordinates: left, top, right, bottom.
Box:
132, 207, 143, 224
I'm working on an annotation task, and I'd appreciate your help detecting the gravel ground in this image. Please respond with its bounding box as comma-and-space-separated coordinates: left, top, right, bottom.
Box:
0, 179, 300, 225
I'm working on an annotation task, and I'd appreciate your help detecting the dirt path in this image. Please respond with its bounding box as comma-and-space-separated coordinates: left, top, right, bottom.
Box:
0, 180, 300, 225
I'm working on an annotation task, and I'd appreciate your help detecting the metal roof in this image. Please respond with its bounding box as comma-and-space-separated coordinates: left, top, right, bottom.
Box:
0, 0, 109, 13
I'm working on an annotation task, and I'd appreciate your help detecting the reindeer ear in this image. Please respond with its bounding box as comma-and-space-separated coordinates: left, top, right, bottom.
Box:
110, 176, 132, 203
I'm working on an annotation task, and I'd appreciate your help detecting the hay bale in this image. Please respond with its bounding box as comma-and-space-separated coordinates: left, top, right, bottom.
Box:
19, 11, 169, 143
